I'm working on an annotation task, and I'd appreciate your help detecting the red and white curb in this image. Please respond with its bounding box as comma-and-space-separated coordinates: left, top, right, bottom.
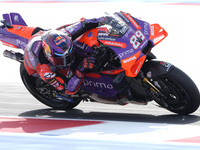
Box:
0, 116, 200, 149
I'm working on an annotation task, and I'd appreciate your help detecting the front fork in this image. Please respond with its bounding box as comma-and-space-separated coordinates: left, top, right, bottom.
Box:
138, 71, 167, 99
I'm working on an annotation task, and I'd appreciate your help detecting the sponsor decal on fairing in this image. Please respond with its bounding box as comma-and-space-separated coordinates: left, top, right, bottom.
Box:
83, 79, 113, 89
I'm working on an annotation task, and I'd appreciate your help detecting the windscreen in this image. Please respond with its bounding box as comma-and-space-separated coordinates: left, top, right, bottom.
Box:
98, 12, 129, 37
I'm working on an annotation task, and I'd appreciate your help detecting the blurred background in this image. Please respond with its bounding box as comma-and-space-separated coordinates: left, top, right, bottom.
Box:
0, 0, 199, 89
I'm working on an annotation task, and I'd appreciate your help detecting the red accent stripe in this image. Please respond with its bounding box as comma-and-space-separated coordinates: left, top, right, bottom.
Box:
168, 136, 200, 144
121, 12, 141, 30
99, 40, 127, 48
0, 40, 17, 48
85, 73, 101, 78
164, 3, 200, 5
101, 69, 124, 75
0, 117, 103, 133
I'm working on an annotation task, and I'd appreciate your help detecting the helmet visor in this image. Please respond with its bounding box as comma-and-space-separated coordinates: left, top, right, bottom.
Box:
54, 45, 75, 67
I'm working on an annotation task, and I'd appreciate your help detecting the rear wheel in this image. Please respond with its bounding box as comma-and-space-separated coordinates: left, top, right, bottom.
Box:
20, 64, 81, 109
150, 67, 200, 115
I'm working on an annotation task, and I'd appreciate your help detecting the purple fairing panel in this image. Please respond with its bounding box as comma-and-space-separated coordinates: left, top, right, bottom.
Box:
62, 18, 100, 36
62, 21, 83, 36
73, 40, 93, 58
3, 13, 27, 26
81, 74, 123, 98
0, 28, 28, 50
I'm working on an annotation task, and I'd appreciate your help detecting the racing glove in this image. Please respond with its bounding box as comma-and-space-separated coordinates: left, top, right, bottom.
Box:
65, 57, 96, 95
77, 57, 96, 73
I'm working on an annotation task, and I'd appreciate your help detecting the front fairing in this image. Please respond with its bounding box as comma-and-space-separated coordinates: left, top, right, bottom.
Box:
98, 11, 153, 77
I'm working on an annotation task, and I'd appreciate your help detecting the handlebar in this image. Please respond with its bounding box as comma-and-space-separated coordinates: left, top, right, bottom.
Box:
0, 19, 13, 28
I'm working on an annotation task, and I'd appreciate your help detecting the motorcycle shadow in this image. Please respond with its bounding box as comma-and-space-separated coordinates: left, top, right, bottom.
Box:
18, 108, 200, 125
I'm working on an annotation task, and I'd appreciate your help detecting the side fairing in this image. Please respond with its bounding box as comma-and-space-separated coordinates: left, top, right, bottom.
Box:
81, 73, 122, 98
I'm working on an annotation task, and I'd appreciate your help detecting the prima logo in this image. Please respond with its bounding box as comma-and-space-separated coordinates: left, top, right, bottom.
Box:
118, 49, 134, 59
144, 22, 149, 35
83, 79, 113, 89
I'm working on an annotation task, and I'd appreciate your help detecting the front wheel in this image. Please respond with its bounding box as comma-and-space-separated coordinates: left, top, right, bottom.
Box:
20, 64, 82, 109
150, 66, 200, 115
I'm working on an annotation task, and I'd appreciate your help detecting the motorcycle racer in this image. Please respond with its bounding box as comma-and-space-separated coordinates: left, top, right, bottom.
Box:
1, 12, 200, 115
24, 18, 102, 95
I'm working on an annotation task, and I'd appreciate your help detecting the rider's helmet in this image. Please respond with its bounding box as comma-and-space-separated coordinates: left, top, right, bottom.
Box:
41, 30, 74, 68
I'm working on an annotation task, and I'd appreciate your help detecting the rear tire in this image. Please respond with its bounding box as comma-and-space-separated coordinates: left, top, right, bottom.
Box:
20, 64, 81, 109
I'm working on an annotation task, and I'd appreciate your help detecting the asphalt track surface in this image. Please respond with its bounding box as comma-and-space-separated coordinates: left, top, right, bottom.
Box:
0, 83, 200, 123
0, 83, 200, 150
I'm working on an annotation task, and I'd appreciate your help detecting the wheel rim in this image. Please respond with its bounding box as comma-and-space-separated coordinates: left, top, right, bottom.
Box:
25, 73, 71, 108
20, 64, 83, 109
154, 78, 191, 111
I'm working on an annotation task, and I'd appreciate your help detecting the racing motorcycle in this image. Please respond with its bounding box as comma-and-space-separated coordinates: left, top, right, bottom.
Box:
0, 12, 199, 115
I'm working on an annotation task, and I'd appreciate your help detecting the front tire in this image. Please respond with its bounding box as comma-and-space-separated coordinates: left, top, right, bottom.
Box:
152, 66, 200, 115
20, 64, 81, 109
